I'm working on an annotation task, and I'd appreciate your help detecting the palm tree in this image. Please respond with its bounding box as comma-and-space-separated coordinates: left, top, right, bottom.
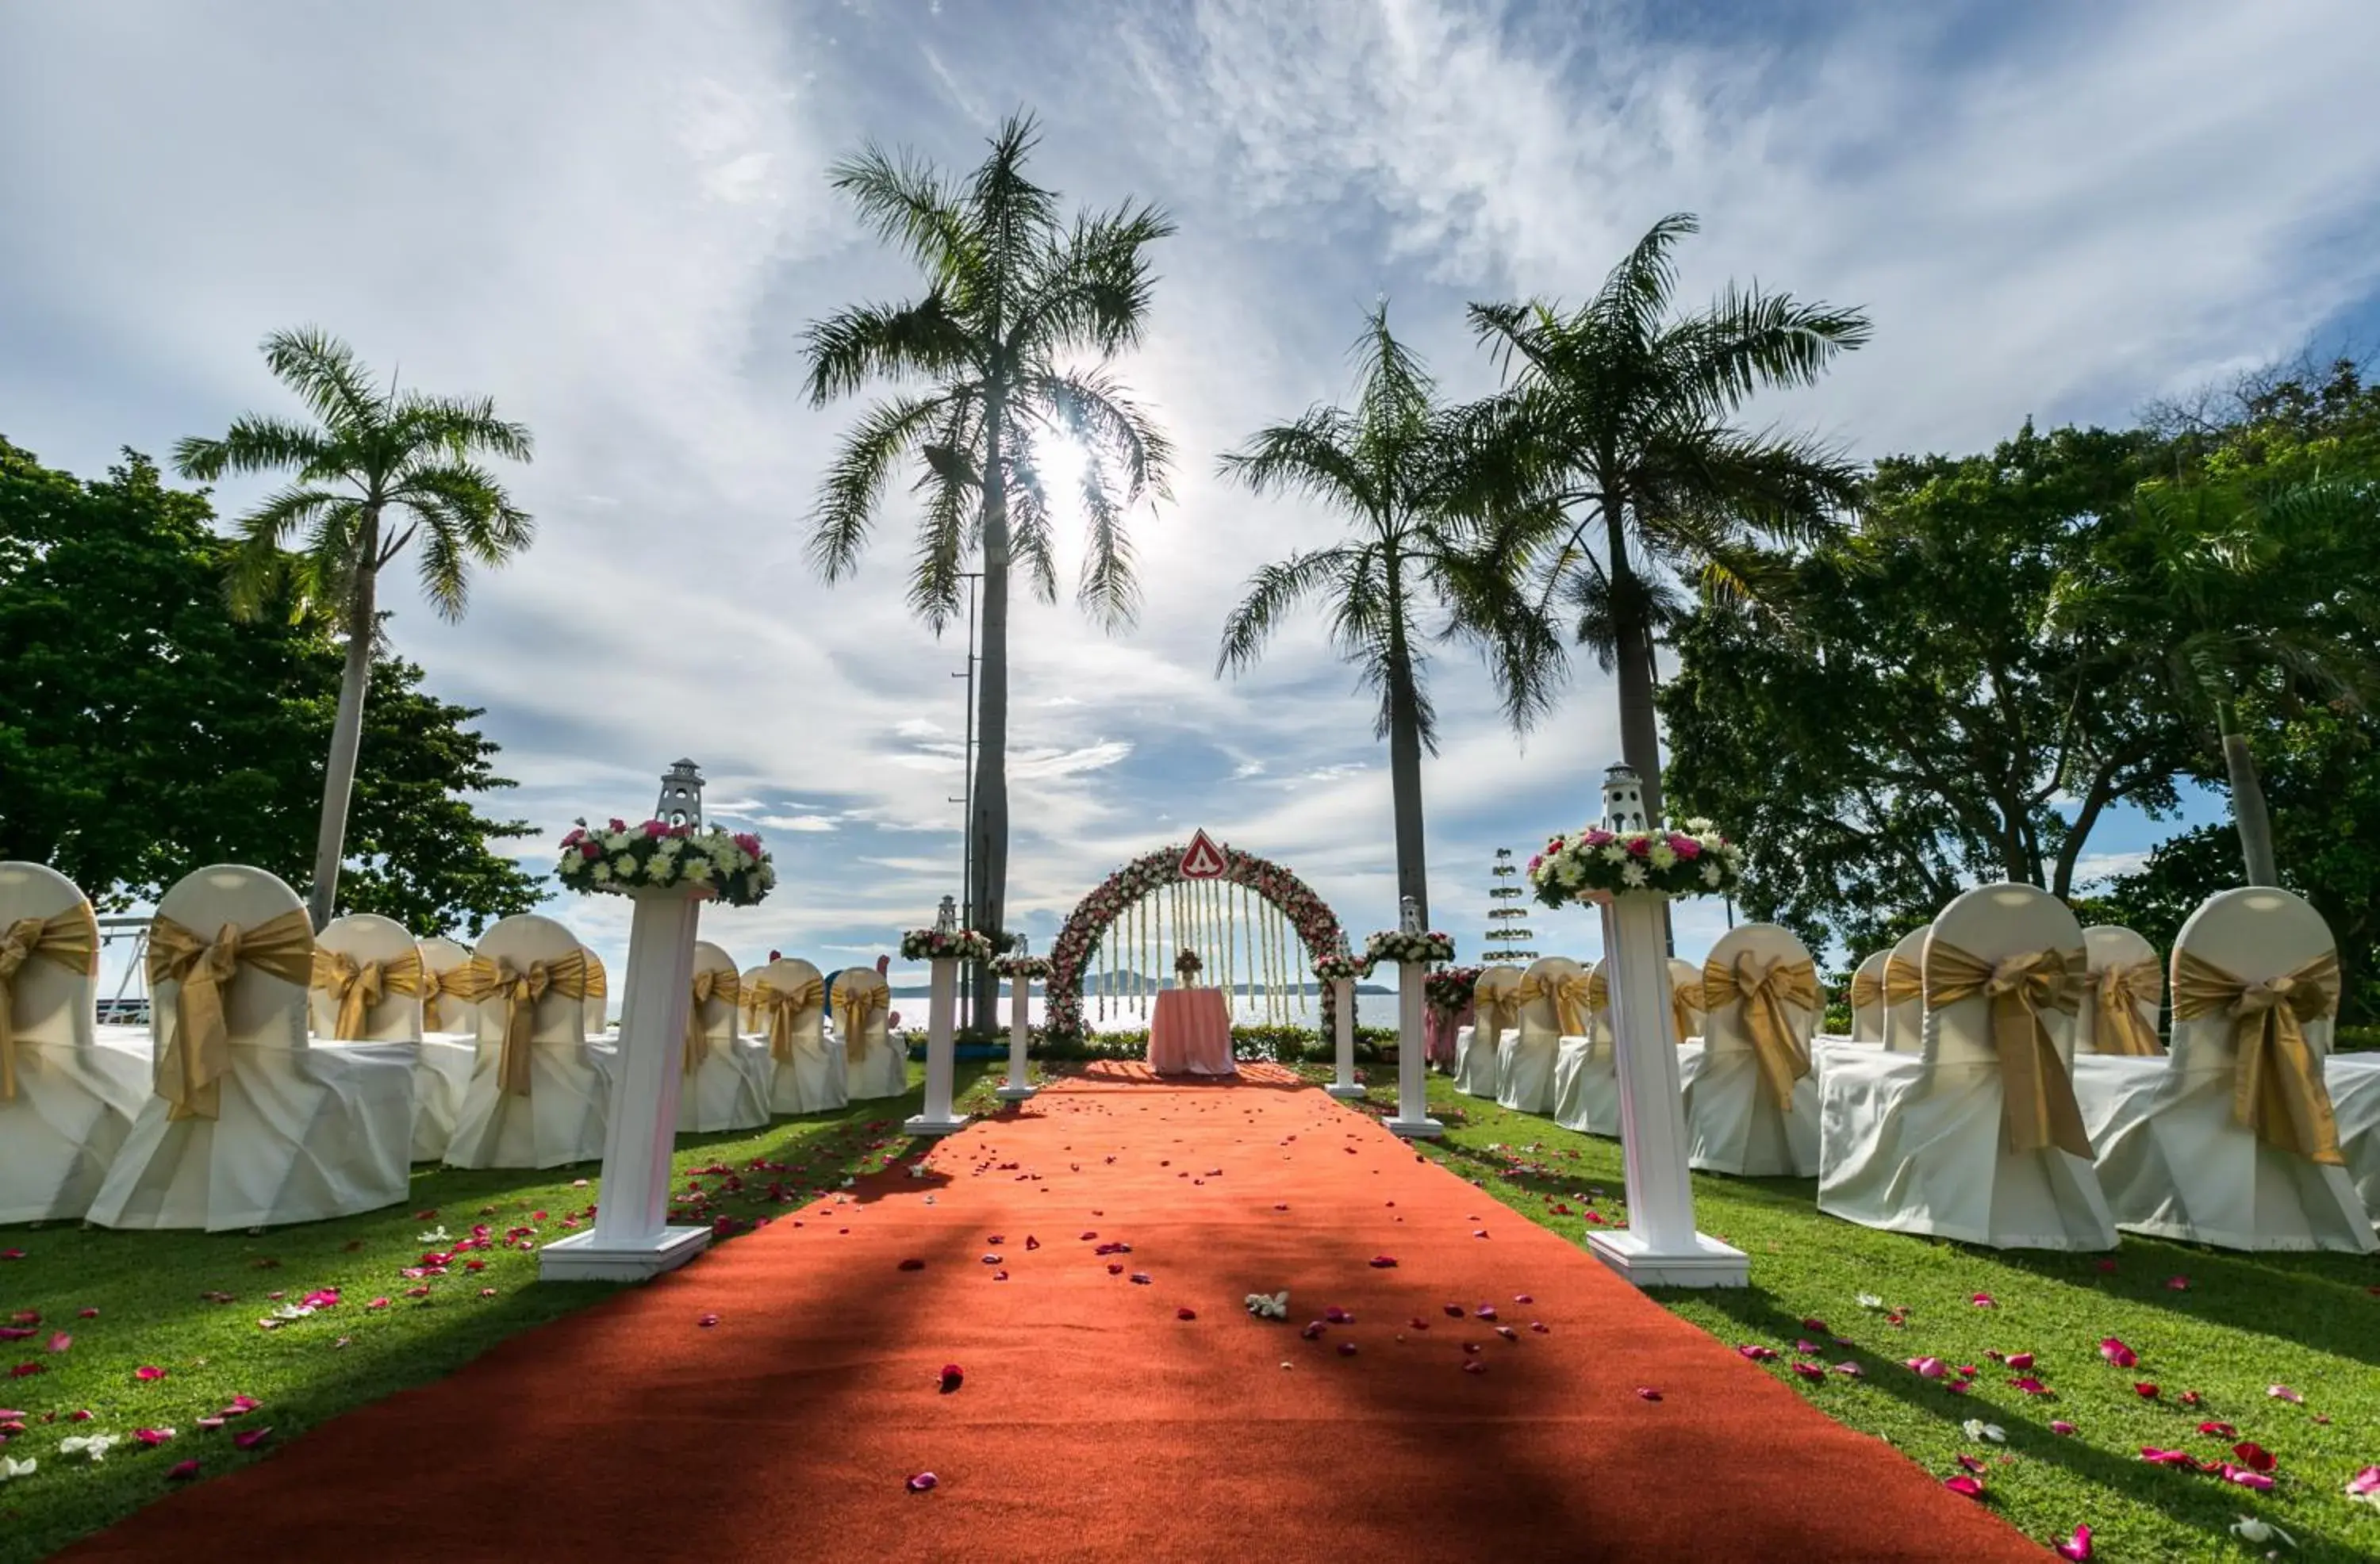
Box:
2048, 475, 2380, 884
175, 328, 533, 929
1471, 213, 1871, 822
1216, 305, 1559, 926
801, 113, 1173, 1022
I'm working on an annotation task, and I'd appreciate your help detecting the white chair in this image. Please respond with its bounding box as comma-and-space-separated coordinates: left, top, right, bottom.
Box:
1682, 924, 1823, 1177
1818, 882, 2116, 1250
86, 864, 416, 1231
1879, 927, 1927, 1052
679, 941, 772, 1133
832, 968, 906, 1100
1552, 960, 1619, 1136
2079, 926, 2163, 1056
311, 913, 474, 1163
2328, 1052, 2379, 1229
1668, 956, 1706, 1046
738, 964, 769, 1036
1846, 951, 1889, 1044
580, 946, 609, 1041
442, 914, 613, 1169
0, 863, 148, 1223
748, 958, 846, 1114
1452, 966, 1521, 1099
2076, 888, 2374, 1253
416, 936, 474, 1039
1499, 956, 1580, 1114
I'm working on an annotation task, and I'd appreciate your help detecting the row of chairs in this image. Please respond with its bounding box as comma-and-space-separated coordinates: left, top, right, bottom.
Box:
0, 861, 911, 1232
1448, 885, 2379, 1252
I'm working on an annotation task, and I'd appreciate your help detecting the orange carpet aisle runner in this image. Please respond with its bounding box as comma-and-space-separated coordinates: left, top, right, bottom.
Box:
70, 1065, 2048, 1562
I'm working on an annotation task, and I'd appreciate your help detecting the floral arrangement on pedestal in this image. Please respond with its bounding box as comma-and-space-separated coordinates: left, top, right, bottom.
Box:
557, 819, 774, 907
1044, 844, 1349, 1040
1173, 949, 1203, 981
1425, 964, 1484, 1013
1527, 820, 1740, 903
900, 928, 996, 963
1364, 929, 1457, 967
991, 953, 1052, 980
1311, 952, 1371, 984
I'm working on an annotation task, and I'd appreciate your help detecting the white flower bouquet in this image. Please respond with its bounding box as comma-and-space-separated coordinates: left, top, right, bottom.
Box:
1311, 952, 1371, 983
1364, 930, 1457, 966
900, 928, 996, 963
991, 953, 1052, 980
557, 818, 774, 907
1526, 818, 1741, 903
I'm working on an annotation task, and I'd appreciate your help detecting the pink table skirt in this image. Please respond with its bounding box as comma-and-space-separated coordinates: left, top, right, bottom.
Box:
1426, 1003, 1472, 1069
1149, 987, 1236, 1075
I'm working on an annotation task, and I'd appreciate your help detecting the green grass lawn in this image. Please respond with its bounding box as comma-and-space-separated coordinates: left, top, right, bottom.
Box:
1349, 1071, 2380, 1563
0, 1062, 1007, 1564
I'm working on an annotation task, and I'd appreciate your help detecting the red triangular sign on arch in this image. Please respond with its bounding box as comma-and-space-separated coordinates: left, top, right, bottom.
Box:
1177, 830, 1227, 880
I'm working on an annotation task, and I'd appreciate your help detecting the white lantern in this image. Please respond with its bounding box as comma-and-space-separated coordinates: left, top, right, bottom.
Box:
935, 895, 958, 933
1602, 763, 1646, 834
1399, 894, 1420, 933
656, 759, 704, 830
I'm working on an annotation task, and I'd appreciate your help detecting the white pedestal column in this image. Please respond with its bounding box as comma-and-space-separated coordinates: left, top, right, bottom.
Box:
1325, 976, 1365, 1099
995, 971, 1037, 1102
1588, 891, 1747, 1288
542, 887, 711, 1282
905, 956, 968, 1136
1384, 960, 1444, 1138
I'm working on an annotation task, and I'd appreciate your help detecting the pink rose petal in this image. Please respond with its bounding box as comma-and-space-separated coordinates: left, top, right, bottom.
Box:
906, 1471, 938, 1493
1737, 1344, 1779, 1363
2133, 1382, 2159, 1400
44, 1332, 69, 1354
1176, 1307, 1196, 1321
1635, 1387, 1663, 1401
939, 1363, 964, 1393
2097, 1337, 2136, 1368
1943, 1474, 1984, 1500
2050, 1420, 2077, 1436
2218, 1463, 2274, 1491
135, 1366, 167, 1382
232, 1427, 273, 1451
2053, 1523, 2093, 1562
2004, 1352, 2034, 1370
2267, 1384, 2303, 1403
167, 1459, 202, 1482
134, 1428, 174, 1447
2009, 1377, 2051, 1397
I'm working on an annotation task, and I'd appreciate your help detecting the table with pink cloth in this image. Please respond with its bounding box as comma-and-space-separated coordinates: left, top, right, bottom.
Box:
1148, 988, 1236, 1075
1426, 1002, 1472, 1071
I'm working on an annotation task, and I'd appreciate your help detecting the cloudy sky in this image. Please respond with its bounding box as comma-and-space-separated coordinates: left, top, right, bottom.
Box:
6, 0, 2378, 986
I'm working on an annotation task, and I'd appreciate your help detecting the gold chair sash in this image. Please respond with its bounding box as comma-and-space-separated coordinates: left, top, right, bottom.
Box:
1587, 968, 1608, 1015
2089, 960, 2163, 1057
1671, 978, 1706, 1048
1470, 970, 1524, 1049
147, 908, 315, 1121
2172, 949, 2344, 1164
1514, 971, 1595, 1037
0, 903, 101, 1101
418, 960, 473, 1033
454, 949, 588, 1097
1702, 953, 1820, 1109
1924, 940, 2090, 1159
1882, 954, 1924, 1006
833, 983, 888, 1062
684, 969, 738, 1072
1848, 964, 1886, 1013
750, 977, 826, 1063
309, 948, 423, 1041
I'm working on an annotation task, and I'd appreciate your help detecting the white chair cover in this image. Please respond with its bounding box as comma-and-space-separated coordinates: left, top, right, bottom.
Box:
1452, 966, 1521, 1099
679, 941, 772, 1133
580, 947, 609, 1041
2078, 926, 2163, 1056
86, 864, 416, 1231
1847, 950, 1889, 1044
1681, 923, 1821, 1177
1818, 882, 2117, 1250
442, 914, 616, 1169
1499, 956, 1579, 1114
310, 913, 476, 1163
2328, 1053, 2380, 1229
2077, 888, 2374, 1253
409, 934, 479, 1162
1550, 959, 1621, 1136
750, 957, 846, 1114
0, 863, 149, 1222
833, 968, 906, 1100
1879, 926, 1928, 1053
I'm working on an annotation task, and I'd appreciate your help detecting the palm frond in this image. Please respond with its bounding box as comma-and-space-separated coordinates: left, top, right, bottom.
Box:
259, 326, 385, 432
1216, 546, 1355, 677
827, 144, 973, 283
802, 295, 974, 406
1016, 199, 1176, 358
1590, 213, 1697, 343
807, 392, 955, 582
1674, 285, 1873, 410
1217, 408, 1375, 517
1003, 444, 1061, 606
172, 415, 341, 484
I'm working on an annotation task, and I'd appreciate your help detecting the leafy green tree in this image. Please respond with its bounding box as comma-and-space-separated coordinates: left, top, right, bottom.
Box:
1660, 421, 2190, 956
1468, 213, 1871, 822
0, 435, 539, 933
175, 328, 535, 927
800, 112, 1172, 1022
1215, 306, 1555, 924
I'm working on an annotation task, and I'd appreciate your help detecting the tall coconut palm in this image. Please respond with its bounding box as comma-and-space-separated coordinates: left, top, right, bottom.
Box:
1217, 305, 1560, 926
175, 328, 533, 929
1472, 213, 1870, 822
801, 113, 1173, 1024
2048, 474, 2380, 884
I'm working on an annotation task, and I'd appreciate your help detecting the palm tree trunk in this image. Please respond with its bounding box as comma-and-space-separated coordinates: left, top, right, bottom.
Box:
969, 398, 1012, 1033
1383, 562, 1430, 929
2217, 699, 2278, 886
309, 513, 380, 930
1606, 505, 1666, 823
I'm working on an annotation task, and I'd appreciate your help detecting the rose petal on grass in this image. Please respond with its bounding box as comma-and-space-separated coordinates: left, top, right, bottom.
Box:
2346, 1466, 2380, 1505
2098, 1336, 2137, 1368
44, 1332, 69, 1354
1943, 1475, 1984, 1500
2139, 1447, 2195, 1467
2197, 1420, 2238, 1438
1791, 1362, 1826, 1383
2004, 1351, 2035, 1370
2052, 1523, 2093, 1561
1833, 1362, 1865, 1378
2134, 1382, 2160, 1400
135, 1428, 174, 1446
2219, 1464, 2274, 1492
2051, 1420, 2077, 1436
232, 1428, 272, 1451
1738, 1344, 1780, 1363
1970, 1293, 1996, 1308
2009, 1377, 2051, 1397
2165, 1275, 2189, 1291
1905, 1356, 1946, 1379
2267, 1384, 2303, 1403
167, 1459, 202, 1482
2230, 1441, 2276, 1474
1956, 1454, 1988, 1474
134, 1366, 167, 1382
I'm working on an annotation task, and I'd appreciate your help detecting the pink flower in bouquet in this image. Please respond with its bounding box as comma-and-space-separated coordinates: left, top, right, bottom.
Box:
733, 833, 762, 856
641, 820, 669, 838
1625, 837, 1652, 857
1668, 834, 1701, 859
562, 828, 583, 846
579, 841, 602, 860
607, 818, 628, 832
1582, 829, 1614, 847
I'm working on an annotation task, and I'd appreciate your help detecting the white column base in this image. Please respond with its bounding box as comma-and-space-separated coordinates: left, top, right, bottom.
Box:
539, 1224, 711, 1282
993, 1083, 1038, 1102
1588, 1228, 1749, 1289
1385, 1114, 1445, 1139
903, 1111, 971, 1137
1324, 1082, 1368, 1101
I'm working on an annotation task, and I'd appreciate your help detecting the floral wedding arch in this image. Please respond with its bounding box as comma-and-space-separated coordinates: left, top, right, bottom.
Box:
1046, 841, 1349, 1041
